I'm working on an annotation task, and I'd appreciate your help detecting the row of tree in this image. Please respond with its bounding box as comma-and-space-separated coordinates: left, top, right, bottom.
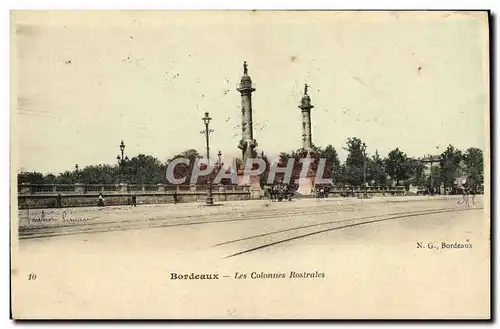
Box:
262, 138, 483, 190
17, 137, 484, 189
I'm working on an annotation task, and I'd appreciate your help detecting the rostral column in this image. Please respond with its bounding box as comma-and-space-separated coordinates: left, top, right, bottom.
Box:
237, 61, 262, 199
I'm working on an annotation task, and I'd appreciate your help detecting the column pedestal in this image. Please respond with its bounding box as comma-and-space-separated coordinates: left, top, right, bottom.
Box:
237, 170, 262, 200
296, 175, 315, 196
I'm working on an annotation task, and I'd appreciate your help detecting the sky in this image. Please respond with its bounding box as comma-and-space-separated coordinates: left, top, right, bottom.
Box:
11, 11, 489, 174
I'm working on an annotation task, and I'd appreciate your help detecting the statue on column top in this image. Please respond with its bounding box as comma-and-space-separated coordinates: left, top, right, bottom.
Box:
243, 61, 248, 75
304, 83, 309, 96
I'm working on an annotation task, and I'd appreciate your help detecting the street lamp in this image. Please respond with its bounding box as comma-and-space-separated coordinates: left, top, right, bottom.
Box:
201, 112, 214, 205
75, 164, 80, 182
427, 153, 438, 195
117, 140, 129, 183
362, 143, 368, 198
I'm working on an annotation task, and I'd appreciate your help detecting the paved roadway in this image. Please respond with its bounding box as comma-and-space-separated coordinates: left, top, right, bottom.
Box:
12, 196, 490, 319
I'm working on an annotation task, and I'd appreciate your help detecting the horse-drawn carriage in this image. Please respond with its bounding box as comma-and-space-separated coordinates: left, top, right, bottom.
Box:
313, 184, 332, 199
265, 183, 295, 202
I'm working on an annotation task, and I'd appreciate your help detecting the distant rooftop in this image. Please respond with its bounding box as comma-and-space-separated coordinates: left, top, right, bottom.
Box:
418, 155, 441, 162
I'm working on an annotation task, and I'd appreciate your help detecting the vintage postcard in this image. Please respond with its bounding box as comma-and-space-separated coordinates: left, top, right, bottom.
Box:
10, 10, 490, 319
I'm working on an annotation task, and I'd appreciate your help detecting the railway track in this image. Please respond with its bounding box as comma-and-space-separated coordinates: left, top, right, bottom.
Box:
217, 206, 483, 259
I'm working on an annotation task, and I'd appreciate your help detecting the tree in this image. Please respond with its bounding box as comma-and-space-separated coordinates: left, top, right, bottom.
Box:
44, 173, 57, 184
337, 164, 348, 187
54, 170, 77, 184
367, 150, 387, 186
77, 165, 117, 184
125, 154, 164, 184
385, 148, 411, 186
274, 150, 298, 186
165, 149, 203, 185
463, 147, 484, 189
317, 144, 341, 183
407, 158, 426, 187
440, 145, 462, 189
429, 165, 443, 190
272, 145, 323, 188
343, 137, 366, 186
17, 171, 46, 184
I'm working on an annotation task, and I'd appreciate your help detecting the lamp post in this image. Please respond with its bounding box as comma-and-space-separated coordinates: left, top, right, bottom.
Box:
362, 143, 368, 198
116, 140, 129, 183
426, 154, 439, 195
201, 112, 214, 205
75, 164, 80, 182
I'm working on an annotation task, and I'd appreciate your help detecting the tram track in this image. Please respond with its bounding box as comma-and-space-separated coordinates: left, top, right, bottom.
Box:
18, 202, 375, 240
18, 200, 479, 241
18, 196, 459, 236
221, 207, 483, 259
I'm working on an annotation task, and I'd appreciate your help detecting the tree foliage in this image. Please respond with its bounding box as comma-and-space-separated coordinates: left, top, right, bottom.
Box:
342, 137, 366, 186
16, 140, 484, 190
385, 148, 412, 185
462, 147, 483, 189
439, 144, 463, 188
367, 150, 387, 186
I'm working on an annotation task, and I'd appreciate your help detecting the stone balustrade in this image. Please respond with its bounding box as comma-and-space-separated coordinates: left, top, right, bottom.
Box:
17, 183, 251, 209
17, 183, 413, 209
326, 186, 407, 197
17, 183, 248, 195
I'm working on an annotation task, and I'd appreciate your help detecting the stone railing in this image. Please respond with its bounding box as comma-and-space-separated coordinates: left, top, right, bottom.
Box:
325, 186, 407, 197
16, 183, 252, 209
17, 183, 249, 196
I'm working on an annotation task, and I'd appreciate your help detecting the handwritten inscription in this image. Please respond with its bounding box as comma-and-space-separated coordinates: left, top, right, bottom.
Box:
27, 210, 95, 225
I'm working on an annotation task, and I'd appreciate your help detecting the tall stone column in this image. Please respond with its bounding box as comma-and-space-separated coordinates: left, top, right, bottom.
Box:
297, 84, 316, 196
236, 61, 261, 199
299, 83, 314, 152
237, 61, 258, 163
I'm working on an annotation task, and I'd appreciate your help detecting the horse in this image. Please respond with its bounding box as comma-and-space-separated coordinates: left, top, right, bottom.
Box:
267, 183, 293, 202
267, 185, 277, 202
314, 185, 331, 199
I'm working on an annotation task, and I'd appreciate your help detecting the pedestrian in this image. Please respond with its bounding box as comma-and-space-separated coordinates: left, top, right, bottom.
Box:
56, 193, 62, 208
470, 186, 477, 204
457, 185, 468, 206
173, 191, 178, 204
132, 194, 137, 207
98, 193, 105, 207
